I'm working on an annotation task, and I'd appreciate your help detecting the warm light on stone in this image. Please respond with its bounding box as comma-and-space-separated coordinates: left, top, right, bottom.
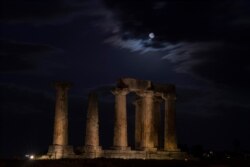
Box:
163, 94, 179, 151
137, 91, 156, 151
44, 78, 186, 160
83, 92, 102, 154
47, 82, 74, 159
112, 88, 130, 150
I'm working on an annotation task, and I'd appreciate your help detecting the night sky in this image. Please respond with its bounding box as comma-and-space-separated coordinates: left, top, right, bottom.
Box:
1, 0, 250, 158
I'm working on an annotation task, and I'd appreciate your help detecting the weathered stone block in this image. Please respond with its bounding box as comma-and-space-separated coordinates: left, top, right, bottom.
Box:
117, 78, 152, 91
47, 145, 74, 159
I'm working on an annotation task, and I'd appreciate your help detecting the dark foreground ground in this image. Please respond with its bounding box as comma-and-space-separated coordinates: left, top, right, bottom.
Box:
1, 159, 250, 167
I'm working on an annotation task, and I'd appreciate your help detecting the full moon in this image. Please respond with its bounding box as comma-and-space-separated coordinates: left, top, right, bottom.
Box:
149, 32, 155, 39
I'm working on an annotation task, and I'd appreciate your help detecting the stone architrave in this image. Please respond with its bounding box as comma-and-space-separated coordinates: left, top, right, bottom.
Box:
163, 94, 179, 151
84, 92, 102, 152
137, 91, 157, 151
47, 82, 74, 159
134, 98, 142, 149
112, 88, 130, 150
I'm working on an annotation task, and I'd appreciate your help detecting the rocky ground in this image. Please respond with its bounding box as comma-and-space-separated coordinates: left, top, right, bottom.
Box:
1, 158, 250, 167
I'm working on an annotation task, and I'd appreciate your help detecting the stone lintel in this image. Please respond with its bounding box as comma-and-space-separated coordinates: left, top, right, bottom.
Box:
117, 78, 152, 91
136, 90, 154, 97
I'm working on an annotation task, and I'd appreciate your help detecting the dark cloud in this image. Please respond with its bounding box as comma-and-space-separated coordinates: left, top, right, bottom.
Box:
168, 41, 250, 90
187, 42, 250, 89
176, 85, 250, 149
0, 84, 54, 157
0, 83, 54, 114
0, 0, 87, 24
0, 40, 61, 72
103, 0, 250, 41
102, 0, 250, 89
177, 104, 250, 150
0, 83, 88, 157
0, 0, 117, 26
176, 86, 208, 104
86, 84, 115, 95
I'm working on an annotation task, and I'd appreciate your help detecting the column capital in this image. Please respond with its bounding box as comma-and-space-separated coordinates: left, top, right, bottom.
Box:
136, 90, 154, 98
154, 92, 163, 97
112, 88, 129, 96
162, 93, 176, 100
153, 97, 163, 103
54, 82, 72, 90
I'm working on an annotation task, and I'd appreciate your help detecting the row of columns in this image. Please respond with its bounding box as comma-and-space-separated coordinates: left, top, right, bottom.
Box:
109, 88, 179, 151
48, 83, 179, 158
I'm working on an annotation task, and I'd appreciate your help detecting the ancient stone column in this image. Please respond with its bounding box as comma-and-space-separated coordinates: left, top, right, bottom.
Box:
47, 82, 74, 159
112, 88, 130, 150
137, 91, 156, 151
163, 94, 179, 151
153, 97, 162, 149
133, 98, 142, 149
83, 92, 102, 153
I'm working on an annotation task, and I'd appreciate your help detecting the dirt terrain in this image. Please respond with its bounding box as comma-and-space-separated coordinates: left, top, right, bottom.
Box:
1, 159, 249, 167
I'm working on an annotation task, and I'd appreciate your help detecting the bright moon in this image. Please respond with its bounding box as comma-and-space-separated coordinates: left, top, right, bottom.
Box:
149, 32, 155, 39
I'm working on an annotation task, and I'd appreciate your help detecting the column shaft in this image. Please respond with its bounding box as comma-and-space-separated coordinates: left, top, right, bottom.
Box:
112, 89, 130, 150
164, 95, 178, 151
53, 84, 69, 145
139, 91, 156, 151
48, 82, 74, 159
153, 98, 161, 148
134, 99, 142, 149
84, 92, 101, 152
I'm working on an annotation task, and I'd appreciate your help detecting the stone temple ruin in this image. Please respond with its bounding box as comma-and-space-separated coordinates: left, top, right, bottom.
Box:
46, 78, 186, 159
